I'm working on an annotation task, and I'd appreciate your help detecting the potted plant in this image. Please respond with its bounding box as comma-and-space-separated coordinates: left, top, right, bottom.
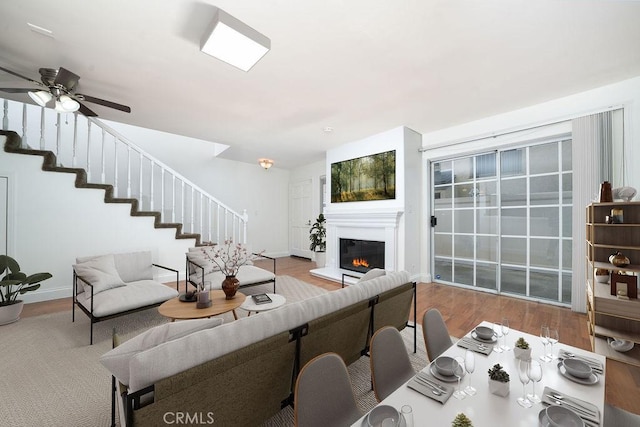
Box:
200, 239, 260, 300
309, 213, 326, 268
0, 255, 52, 325
514, 337, 531, 361
487, 363, 510, 397
452, 413, 473, 427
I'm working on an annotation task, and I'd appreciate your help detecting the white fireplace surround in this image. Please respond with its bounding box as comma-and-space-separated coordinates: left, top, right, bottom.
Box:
310, 208, 404, 283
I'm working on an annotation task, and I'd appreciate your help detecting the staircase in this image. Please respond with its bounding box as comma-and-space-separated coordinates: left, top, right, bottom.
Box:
1, 97, 248, 246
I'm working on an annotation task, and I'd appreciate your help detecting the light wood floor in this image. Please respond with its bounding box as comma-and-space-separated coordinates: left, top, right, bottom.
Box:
22, 256, 640, 415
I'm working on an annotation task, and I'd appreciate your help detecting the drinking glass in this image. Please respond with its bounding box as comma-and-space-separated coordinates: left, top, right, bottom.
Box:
547, 328, 559, 360
463, 349, 476, 396
493, 322, 503, 353
517, 359, 532, 408
401, 405, 414, 427
526, 360, 543, 403
501, 318, 511, 351
539, 325, 550, 362
452, 357, 466, 400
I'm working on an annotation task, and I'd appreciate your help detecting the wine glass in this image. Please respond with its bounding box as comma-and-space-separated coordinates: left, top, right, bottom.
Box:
501, 318, 511, 351
547, 328, 559, 360
463, 349, 476, 396
452, 357, 466, 400
539, 325, 550, 362
526, 360, 543, 404
517, 359, 532, 408
493, 322, 504, 353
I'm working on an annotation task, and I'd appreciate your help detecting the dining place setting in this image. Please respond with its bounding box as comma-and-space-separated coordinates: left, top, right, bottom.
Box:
353, 320, 606, 427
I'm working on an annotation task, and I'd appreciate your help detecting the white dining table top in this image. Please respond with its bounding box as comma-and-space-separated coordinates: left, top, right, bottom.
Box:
353, 321, 605, 427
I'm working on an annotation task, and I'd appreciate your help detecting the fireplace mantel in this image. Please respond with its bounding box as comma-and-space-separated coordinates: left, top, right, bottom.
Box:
324, 209, 403, 227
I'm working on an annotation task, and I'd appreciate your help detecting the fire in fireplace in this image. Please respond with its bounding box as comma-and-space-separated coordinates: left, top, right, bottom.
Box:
339, 238, 385, 273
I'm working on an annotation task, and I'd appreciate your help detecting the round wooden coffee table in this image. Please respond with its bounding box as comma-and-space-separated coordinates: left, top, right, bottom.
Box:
158, 290, 246, 321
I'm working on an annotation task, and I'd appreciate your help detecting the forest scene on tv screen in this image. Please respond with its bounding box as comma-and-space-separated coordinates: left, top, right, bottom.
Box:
331, 150, 396, 203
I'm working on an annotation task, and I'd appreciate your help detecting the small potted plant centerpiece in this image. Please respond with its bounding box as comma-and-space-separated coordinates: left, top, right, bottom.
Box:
309, 213, 326, 268
0, 255, 52, 325
514, 337, 531, 361
452, 413, 473, 427
488, 363, 510, 397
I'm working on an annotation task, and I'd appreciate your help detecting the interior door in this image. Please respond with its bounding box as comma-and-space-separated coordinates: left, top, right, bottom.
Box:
290, 179, 313, 258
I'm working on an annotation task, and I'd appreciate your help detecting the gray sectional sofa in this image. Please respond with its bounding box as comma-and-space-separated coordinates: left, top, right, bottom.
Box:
100, 270, 416, 426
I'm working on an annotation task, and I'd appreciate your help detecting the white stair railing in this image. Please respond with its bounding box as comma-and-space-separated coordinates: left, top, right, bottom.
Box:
1, 97, 248, 244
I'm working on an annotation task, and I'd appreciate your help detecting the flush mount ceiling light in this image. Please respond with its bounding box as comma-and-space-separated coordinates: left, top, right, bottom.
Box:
258, 158, 274, 170
201, 8, 270, 72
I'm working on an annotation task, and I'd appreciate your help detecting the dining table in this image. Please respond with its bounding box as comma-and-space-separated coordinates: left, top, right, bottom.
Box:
352, 321, 606, 427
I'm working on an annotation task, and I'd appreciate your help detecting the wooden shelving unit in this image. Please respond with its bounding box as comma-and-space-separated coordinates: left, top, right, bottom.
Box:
586, 201, 640, 367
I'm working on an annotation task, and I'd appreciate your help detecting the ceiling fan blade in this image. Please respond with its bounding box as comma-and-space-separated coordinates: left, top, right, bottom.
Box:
0, 66, 42, 86
54, 67, 80, 91
0, 88, 35, 93
77, 101, 98, 117
77, 94, 131, 113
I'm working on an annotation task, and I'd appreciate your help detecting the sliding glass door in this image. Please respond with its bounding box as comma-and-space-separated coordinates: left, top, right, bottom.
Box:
431, 138, 572, 305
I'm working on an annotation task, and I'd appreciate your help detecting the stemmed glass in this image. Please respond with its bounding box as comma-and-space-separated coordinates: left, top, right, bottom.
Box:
547, 328, 559, 360
401, 405, 414, 427
517, 359, 532, 408
452, 357, 466, 400
493, 322, 504, 353
526, 360, 543, 404
501, 318, 511, 351
463, 349, 476, 396
539, 325, 550, 362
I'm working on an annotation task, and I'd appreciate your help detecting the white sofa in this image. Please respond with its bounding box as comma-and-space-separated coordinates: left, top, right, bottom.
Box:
72, 251, 179, 344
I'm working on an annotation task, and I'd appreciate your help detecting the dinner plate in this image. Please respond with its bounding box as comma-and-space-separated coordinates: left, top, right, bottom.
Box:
538, 408, 550, 427
429, 362, 463, 383
557, 362, 599, 385
361, 411, 407, 427
471, 331, 497, 343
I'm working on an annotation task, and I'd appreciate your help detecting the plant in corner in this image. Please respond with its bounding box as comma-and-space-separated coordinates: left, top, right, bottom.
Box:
514, 336, 532, 361
309, 213, 326, 267
452, 413, 473, 427
0, 255, 52, 325
487, 363, 510, 397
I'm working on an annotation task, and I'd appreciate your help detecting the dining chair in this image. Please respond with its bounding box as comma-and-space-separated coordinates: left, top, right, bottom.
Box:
294, 352, 362, 427
370, 326, 415, 401
604, 403, 640, 427
422, 308, 454, 362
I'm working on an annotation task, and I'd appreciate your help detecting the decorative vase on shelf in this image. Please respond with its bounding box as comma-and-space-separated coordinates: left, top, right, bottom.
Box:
609, 251, 630, 267
222, 276, 240, 299
595, 268, 610, 283
599, 181, 613, 203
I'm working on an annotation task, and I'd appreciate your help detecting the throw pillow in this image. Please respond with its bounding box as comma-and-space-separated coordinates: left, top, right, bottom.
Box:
100, 317, 224, 385
357, 268, 386, 283
73, 254, 126, 295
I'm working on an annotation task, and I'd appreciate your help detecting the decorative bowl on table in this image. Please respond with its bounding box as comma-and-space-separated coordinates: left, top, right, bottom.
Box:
474, 326, 495, 340
608, 337, 634, 353
366, 405, 401, 427
434, 356, 456, 377
561, 358, 592, 379
544, 405, 585, 427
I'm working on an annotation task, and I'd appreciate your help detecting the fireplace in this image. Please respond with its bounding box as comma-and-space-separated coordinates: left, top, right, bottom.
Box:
339, 238, 385, 274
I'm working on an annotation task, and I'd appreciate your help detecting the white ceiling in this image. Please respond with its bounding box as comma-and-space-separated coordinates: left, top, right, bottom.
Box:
1, 0, 639, 169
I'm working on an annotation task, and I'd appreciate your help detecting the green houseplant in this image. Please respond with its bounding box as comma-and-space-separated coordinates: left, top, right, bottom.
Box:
452, 413, 473, 427
309, 213, 326, 267
0, 255, 52, 325
487, 363, 510, 397
514, 336, 532, 361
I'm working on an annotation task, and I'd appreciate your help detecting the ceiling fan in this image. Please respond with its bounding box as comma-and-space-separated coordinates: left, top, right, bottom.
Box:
0, 65, 131, 117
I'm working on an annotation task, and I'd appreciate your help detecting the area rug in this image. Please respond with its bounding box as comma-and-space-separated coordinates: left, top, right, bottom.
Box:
0, 276, 426, 426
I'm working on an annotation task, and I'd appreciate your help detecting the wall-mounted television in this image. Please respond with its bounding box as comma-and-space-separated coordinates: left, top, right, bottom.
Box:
331, 150, 396, 203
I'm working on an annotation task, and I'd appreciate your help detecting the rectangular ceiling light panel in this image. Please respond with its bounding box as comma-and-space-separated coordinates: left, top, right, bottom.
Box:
201, 9, 270, 72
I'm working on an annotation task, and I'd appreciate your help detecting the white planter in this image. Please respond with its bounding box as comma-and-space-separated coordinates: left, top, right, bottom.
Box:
314, 252, 326, 268
488, 379, 510, 397
514, 347, 532, 361
0, 301, 24, 325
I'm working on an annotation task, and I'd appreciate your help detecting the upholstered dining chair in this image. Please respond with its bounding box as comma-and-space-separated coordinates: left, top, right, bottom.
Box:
422, 308, 454, 362
370, 326, 415, 401
604, 403, 640, 427
294, 352, 362, 427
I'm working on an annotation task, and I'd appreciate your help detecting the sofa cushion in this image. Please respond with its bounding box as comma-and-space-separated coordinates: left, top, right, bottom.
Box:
100, 318, 223, 385
197, 265, 275, 289
73, 254, 126, 295
357, 268, 386, 283
113, 251, 153, 282
77, 280, 178, 317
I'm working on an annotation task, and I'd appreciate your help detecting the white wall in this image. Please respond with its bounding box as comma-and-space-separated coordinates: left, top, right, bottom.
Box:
0, 139, 194, 303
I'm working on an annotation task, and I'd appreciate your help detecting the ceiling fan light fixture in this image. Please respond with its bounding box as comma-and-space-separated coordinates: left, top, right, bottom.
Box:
201, 8, 270, 72
28, 90, 52, 107
55, 95, 80, 113
258, 158, 274, 170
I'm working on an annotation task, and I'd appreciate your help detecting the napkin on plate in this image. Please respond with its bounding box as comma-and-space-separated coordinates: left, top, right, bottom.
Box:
406, 373, 453, 404
558, 349, 604, 374
542, 386, 601, 425
457, 337, 494, 355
